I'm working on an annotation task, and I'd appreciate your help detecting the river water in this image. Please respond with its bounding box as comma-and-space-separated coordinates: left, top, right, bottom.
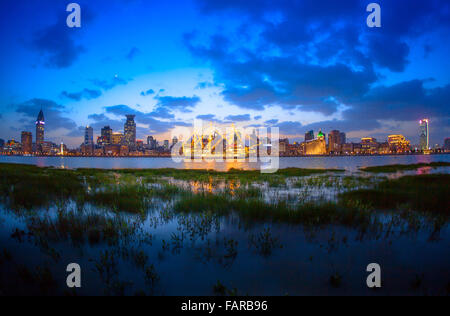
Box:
0, 155, 449, 295
0, 154, 449, 171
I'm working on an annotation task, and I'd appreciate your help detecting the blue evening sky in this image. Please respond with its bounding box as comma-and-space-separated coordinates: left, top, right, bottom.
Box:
0, 0, 448, 147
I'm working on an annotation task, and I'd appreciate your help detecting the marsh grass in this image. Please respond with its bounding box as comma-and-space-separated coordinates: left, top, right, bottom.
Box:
360, 162, 450, 173
173, 191, 375, 229
26, 209, 139, 246
339, 174, 450, 216
1, 163, 448, 231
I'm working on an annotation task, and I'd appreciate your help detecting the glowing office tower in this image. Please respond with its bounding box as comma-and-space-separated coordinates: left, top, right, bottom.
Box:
101, 126, 113, 145
21, 131, 32, 154
36, 109, 45, 148
84, 126, 94, 146
419, 119, 429, 150
124, 115, 136, 147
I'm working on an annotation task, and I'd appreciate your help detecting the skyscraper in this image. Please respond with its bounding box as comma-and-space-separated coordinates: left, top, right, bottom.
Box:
419, 119, 429, 150
101, 126, 113, 145
36, 109, 45, 149
112, 132, 123, 145
305, 130, 314, 142
444, 138, 450, 151
147, 136, 157, 149
339, 132, 346, 145
124, 115, 136, 147
21, 131, 32, 154
328, 130, 342, 153
84, 126, 94, 146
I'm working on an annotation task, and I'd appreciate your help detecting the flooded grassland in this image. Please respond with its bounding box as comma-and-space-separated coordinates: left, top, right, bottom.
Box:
0, 163, 449, 296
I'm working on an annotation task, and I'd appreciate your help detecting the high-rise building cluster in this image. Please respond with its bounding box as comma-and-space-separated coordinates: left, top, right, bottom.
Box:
0, 112, 448, 157
80, 114, 172, 156
283, 131, 415, 156
0, 109, 66, 155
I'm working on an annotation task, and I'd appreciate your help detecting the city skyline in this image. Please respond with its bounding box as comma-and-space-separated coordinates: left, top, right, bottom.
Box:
2, 108, 446, 156
0, 0, 449, 148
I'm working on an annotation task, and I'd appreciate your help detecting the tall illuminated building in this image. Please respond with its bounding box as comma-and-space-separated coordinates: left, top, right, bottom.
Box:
101, 126, 113, 145
35, 109, 45, 149
21, 131, 32, 154
124, 115, 136, 147
419, 119, 429, 150
112, 132, 123, 145
305, 130, 314, 142
84, 126, 94, 146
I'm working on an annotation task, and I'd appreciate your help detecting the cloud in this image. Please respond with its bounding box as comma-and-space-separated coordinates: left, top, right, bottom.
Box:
91, 76, 130, 90
345, 80, 450, 122
140, 89, 155, 96
14, 98, 78, 135
195, 81, 215, 89
61, 88, 102, 101
126, 47, 141, 60
102, 104, 190, 135
264, 119, 278, 125
366, 34, 410, 72
30, 4, 95, 69
276, 121, 303, 135
31, 22, 85, 69
149, 107, 175, 119
187, 0, 449, 116
196, 114, 216, 120
88, 113, 109, 122
185, 33, 377, 114
224, 114, 251, 122
154, 95, 201, 112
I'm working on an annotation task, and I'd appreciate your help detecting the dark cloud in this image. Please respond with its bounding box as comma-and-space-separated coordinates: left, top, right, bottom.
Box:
91, 76, 130, 90
185, 33, 377, 114
276, 121, 303, 136
61, 88, 102, 101
126, 47, 141, 60
187, 0, 449, 117
31, 22, 85, 68
88, 113, 108, 122
345, 80, 450, 122
196, 114, 216, 120
29, 3, 95, 69
14, 98, 78, 137
102, 104, 189, 135
300, 119, 381, 135
140, 89, 155, 96
66, 126, 86, 138
366, 34, 409, 72
195, 81, 215, 89
264, 119, 278, 125
154, 95, 201, 112
224, 114, 251, 122
149, 107, 175, 120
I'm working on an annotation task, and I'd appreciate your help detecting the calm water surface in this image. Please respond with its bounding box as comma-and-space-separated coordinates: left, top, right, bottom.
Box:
0, 155, 449, 295
1, 154, 449, 171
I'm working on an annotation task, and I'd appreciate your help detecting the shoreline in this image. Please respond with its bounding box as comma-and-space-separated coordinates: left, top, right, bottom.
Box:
0, 152, 448, 159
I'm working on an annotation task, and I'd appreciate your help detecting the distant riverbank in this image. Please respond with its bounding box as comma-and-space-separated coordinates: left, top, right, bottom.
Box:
0, 152, 448, 159
1, 154, 450, 172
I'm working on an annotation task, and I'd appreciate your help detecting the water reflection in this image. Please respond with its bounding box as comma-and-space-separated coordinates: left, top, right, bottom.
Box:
0, 154, 449, 171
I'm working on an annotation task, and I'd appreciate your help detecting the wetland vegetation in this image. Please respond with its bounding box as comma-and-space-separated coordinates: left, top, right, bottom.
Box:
0, 162, 449, 295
